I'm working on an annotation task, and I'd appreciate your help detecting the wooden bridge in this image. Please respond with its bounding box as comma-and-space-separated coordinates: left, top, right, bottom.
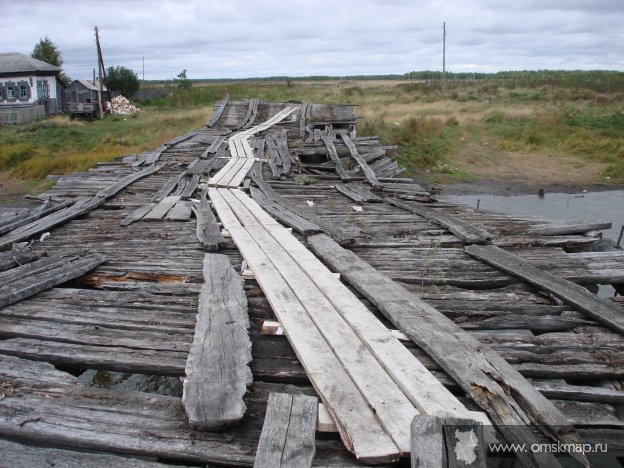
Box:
1, 97, 623, 467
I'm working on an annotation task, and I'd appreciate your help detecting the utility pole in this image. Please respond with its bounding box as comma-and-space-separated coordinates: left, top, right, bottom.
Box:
442, 21, 446, 94
94, 26, 104, 119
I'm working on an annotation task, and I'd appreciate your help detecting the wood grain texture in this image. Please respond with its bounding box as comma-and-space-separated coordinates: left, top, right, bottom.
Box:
182, 254, 251, 429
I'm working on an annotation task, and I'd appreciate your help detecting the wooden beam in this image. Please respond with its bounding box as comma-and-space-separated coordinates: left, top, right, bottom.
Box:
388, 199, 493, 244
193, 187, 227, 251
253, 393, 317, 468
183, 254, 251, 429
206, 93, 229, 127
340, 134, 381, 188
321, 135, 351, 181
307, 233, 587, 468
465, 244, 624, 335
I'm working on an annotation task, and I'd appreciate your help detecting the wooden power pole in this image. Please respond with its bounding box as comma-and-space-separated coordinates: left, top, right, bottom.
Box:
94, 26, 112, 118
442, 21, 446, 93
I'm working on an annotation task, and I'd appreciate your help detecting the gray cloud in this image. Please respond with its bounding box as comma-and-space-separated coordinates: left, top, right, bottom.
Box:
1, 0, 622, 80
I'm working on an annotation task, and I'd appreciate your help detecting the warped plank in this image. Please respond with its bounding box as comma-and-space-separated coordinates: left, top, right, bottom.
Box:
340, 134, 381, 188
236, 99, 259, 129
465, 244, 624, 335
321, 135, 351, 181
194, 187, 227, 250
253, 393, 317, 468
95, 164, 162, 198
143, 196, 181, 221
389, 199, 493, 244
274, 131, 292, 175
242, 98, 260, 129
307, 233, 587, 468
266, 138, 283, 178
183, 254, 251, 429
201, 134, 228, 158
151, 174, 183, 203
206, 93, 229, 127
222, 188, 416, 454
209, 188, 399, 463
0, 253, 105, 308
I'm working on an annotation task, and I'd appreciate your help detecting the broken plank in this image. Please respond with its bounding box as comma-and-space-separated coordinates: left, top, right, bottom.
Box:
321, 135, 351, 181
151, 174, 183, 203
253, 393, 317, 468
0, 253, 105, 308
335, 183, 382, 203
340, 134, 381, 188
120, 203, 156, 226
180, 175, 200, 199
143, 196, 181, 221
195, 188, 227, 250
389, 199, 493, 244
307, 233, 586, 468
183, 254, 251, 429
465, 244, 624, 335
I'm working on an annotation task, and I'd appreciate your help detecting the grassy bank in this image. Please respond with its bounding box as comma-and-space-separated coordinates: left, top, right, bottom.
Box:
0, 108, 211, 200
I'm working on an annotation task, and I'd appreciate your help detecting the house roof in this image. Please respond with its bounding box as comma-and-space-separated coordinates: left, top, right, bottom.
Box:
0, 52, 62, 74
74, 79, 108, 92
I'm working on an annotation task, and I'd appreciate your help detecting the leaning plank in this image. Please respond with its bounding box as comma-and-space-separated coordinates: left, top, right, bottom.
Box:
95, 164, 162, 198
183, 254, 251, 429
206, 93, 229, 127
236, 98, 259, 129
193, 187, 227, 250
410, 416, 486, 468
0, 253, 105, 308
257, 199, 322, 236
465, 244, 624, 335
253, 393, 317, 468
274, 131, 292, 175
242, 98, 260, 129
307, 233, 587, 468
389, 199, 494, 244
321, 134, 351, 181
150, 174, 183, 203
143, 196, 181, 221
209, 188, 399, 463
340, 134, 381, 188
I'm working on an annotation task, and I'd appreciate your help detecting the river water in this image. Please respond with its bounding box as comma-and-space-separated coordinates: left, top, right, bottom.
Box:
441, 190, 624, 242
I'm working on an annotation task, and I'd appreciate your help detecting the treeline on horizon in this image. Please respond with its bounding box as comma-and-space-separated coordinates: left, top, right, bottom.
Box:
143, 69, 624, 89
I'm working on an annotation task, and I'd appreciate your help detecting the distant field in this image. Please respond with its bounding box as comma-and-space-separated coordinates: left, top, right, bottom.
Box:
1, 72, 623, 202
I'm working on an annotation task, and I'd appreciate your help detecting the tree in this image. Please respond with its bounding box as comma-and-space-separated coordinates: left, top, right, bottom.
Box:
175, 69, 192, 90
32, 36, 71, 86
105, 66, 140, 97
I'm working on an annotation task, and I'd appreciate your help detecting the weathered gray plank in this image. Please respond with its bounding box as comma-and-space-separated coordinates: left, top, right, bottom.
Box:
321, 135, 351, 181
0, 438, 192, 468
0, 253, 106, 308
183, 254, 251, 429
307, 233, 587, 468
410, 416, 486, 468
95, 164, 162, 198
144, 196, 181, 221
389, 199, 494, 244
0, 200, 73, 236
151, 174, 183, 203
194, 187, 228, 250
166, 200, 193, 221
206, 93, 229, 127
253, 393, 317, 468
0, 243, 39, 272
120, 203, 156, 226
340, 134, 381, 188
180, 174, 200, 199
266, 137, 283, 178
335, 183, 382, 203
242, 98, 260, 129
528, 221, 612, 236
465, 244, 624, 335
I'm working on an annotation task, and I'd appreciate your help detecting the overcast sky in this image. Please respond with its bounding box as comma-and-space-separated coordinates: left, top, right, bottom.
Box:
3, 0, 623, 80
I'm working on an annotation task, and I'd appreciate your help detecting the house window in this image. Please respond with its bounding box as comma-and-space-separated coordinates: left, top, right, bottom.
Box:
19, 85, 28, 99
37, 80, 49, 98
6, 86, 15, 99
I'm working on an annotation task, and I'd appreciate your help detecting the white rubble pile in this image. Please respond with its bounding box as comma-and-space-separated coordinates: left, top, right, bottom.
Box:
110, 95, 141, 115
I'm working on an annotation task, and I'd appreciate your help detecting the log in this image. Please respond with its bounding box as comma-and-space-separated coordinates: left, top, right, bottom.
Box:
253, 393, 317, 468
465, 245, 624, 335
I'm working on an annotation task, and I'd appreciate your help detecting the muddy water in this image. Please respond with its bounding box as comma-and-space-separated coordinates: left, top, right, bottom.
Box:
441, 190, 624, 242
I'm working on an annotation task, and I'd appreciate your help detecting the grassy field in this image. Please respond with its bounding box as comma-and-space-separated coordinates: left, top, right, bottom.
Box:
1, 72, 623, 202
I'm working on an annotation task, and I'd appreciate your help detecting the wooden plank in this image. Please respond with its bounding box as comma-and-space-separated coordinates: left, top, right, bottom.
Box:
143, 196, 181, 221
0, 253, 105, 308
215, 159, 248, 188
340, 134, 381, 188
183, 254, 251, 429
206, 93, 229, 127
528, 221, 612, 236
231, 189, 485, 424
274, 131, 292, 176
410, 416, 486, 468
335, 183, 382, 203
209, 158, 239, 186
266, 138, 283, 178
256, 199, 322, 236
0, 438, 191, 468
242, 98, 260, 129
95, 164, 162, 198
180, 174, 200, 199
228, 158, 256, 188
166, 200, 192, 221
0, 243, 39, 272
222, 188, 417, 454
236, 98, 258, 129
389, 199, 494, 244
201, 134, 227, 158
0, 200, 73, 236
253, 393, 317, 468
194, 186, 227, 250
321, 135, 351, 181
150, 174, 183, 203
465, 244, 624, 335
208, 188, 400, 463
307, 233, 587, 468
120, 203, 156, 226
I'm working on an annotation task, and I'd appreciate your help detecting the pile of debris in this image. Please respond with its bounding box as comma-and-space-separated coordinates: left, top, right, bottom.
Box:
110, 95, 141, 115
